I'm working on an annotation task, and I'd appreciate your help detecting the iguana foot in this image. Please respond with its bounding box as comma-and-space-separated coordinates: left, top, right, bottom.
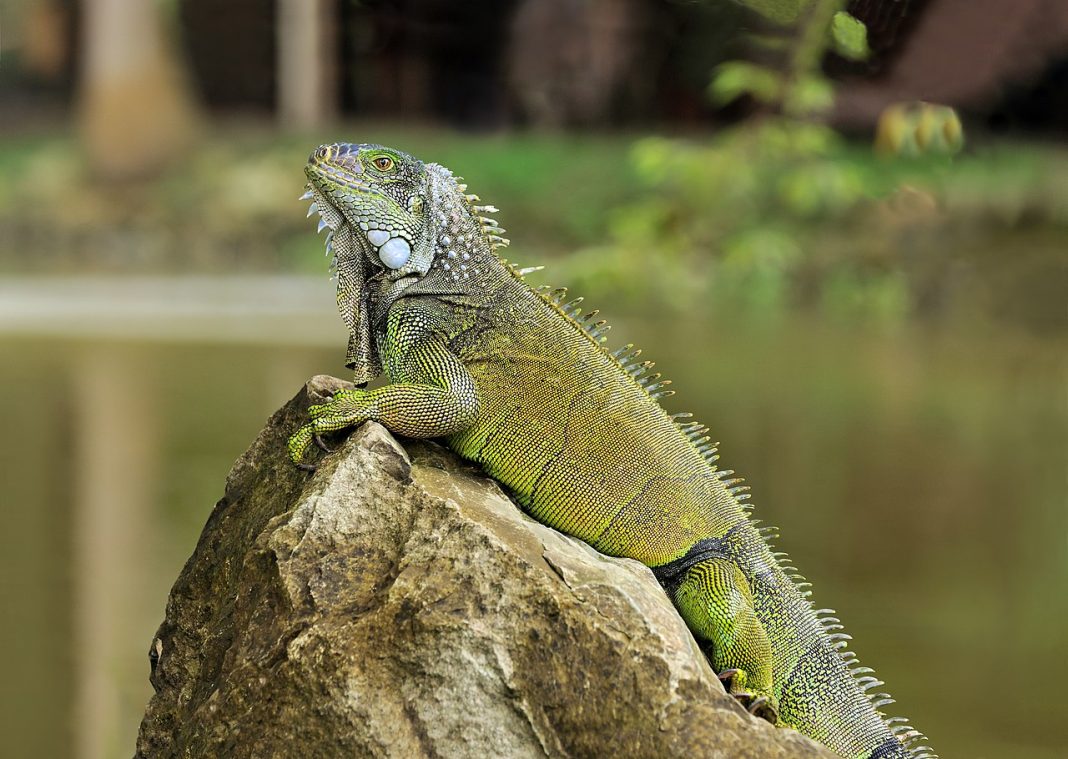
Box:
717, 668, 779, 724
289, 389, 373, 469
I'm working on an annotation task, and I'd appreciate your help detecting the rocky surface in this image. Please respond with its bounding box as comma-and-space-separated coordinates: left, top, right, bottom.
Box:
135, 375, 833, 758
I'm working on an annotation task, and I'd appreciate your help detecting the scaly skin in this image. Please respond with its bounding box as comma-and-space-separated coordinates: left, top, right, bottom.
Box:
288, 143, 936, 759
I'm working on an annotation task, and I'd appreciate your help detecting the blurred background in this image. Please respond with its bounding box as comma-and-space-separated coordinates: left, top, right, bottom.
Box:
0, 1, 1065, 757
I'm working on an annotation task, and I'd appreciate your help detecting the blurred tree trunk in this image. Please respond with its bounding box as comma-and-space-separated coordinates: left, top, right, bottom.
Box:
78, 0, 198, 181
277, 0, 337, 128
507, 0, 648, 127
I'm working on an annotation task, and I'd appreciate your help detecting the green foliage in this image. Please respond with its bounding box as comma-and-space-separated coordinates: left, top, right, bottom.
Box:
709, 62, 782, 106
782, 75, 835, 117
729, 0, 806, 24
0, 129, 636, 273
557, 119, 1068, 325
716, 0, 854, 118
830, 11, 869, 60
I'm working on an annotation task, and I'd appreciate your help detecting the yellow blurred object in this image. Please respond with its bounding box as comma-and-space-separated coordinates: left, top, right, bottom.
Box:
875, 102, 965, 157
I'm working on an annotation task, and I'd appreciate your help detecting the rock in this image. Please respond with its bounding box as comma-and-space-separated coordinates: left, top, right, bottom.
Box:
135, 375, 833, 759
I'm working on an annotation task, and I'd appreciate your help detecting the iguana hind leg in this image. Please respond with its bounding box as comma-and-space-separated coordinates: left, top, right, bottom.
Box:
671, 557, 779, 724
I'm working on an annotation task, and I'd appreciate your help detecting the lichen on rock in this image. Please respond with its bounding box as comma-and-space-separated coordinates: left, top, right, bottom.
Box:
135, 375, 833, 758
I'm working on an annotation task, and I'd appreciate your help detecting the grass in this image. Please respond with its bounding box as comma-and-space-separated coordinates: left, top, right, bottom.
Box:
0, 122, 1065, 332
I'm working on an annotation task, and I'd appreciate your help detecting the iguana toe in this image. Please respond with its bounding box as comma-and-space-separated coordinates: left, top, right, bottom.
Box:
287, 423, 319, 468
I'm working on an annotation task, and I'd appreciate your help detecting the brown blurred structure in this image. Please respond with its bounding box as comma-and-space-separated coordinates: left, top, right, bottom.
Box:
277, 0, 337, 127
836, 0, 1068, 130
77, 0, 199, 179
1, 0, 1066, 136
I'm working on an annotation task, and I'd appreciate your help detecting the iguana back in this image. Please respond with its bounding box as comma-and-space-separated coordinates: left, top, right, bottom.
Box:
288, 142, 936, 759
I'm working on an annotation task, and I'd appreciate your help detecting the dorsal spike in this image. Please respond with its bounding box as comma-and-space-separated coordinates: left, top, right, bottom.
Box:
563, 297, 584, 314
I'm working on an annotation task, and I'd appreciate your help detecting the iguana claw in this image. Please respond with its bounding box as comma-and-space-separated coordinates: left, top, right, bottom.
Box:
734, 692, 777, 725
746, 696, 775, 722
716, 668, 739, 684
313, 434, 333, 453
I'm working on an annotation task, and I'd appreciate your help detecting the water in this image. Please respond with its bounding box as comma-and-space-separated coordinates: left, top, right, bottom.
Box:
0, 277, 1064, 758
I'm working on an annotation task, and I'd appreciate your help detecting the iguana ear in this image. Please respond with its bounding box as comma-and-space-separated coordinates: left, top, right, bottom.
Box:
334, 225, 382, 383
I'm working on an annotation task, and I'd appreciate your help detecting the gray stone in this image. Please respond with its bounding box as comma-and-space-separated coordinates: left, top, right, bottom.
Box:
135, 375, 833, 758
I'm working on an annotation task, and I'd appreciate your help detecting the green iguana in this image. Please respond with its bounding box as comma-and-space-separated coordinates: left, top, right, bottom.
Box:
288, 142, 936, 759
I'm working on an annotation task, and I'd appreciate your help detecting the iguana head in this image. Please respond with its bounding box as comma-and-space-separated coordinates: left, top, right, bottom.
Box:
303, 141, 493, 380
304, 142, 506, 382
305, 143, 428, 272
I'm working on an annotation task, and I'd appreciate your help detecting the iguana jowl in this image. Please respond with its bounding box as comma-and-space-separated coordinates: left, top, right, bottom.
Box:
288, 142, 936, 759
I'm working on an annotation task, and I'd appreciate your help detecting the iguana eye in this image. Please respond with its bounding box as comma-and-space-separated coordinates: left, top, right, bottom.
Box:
372, 156, 395, 172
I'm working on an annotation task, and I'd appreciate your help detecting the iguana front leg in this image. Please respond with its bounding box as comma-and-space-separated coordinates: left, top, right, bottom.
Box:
288, 312, 480, 466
